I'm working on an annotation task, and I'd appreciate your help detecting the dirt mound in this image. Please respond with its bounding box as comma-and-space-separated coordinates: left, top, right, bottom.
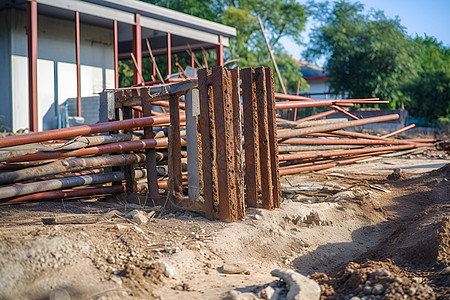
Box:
429, 163, 450, 178
386, 168, 406, 181
312, 260, 437, 300
373, 205, 450, 269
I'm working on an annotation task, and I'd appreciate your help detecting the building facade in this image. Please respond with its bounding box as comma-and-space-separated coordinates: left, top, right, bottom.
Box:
0, 0, 235, 132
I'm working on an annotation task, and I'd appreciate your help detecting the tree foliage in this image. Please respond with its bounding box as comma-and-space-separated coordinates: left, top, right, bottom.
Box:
403, 36, 450, 124
305, 1, 450, 123
141, 0, 309, 92
304, 1, 417, 109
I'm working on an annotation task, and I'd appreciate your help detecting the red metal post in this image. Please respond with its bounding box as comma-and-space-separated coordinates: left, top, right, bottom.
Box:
113, 20, 119, 88
216, 35, 223, 66
27, 0, 38, 132
132, 13, 142, 85
0, 114, 184, 149
167, 33, 172, 75
152, 56, 156, 79
75, 11, 81, 117
191, 50, 195, 68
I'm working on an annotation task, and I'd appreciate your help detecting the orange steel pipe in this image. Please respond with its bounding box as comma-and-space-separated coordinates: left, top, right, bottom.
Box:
279, 138, 429, 146
279, 154, 379, 176
381, 124, 415, 138
275, 100, 389, 110
304, 133, 345, 138
330, 105, 359, 120
276, 117, 302, 126
7, 137, 187, 163
151, 100, 186, 109
2, 185, 126, 204
275, 101, 353, 110
75, 11, 81, 117
275, 93, 379, 102
27, 0, 38, 132
277, 114, 400, 139
296, 110, 337, 123
327, 130, 394, 140
275, 93, 312, 101
278, 143, 432, 162
0, 115, 185, 149
280, 158, 335, 170
1, 178, 188, 204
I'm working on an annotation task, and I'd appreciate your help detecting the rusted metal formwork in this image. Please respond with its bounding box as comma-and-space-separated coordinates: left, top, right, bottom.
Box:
241, 67, 281, 210
198, 67, 244, 222
198, 66, 280, 221
104, 80, 197, 202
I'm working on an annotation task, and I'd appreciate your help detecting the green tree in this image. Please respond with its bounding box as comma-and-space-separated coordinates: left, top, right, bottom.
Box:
304, 1, 416, 108
403, 36, 450, 124
141, 0, 309, 93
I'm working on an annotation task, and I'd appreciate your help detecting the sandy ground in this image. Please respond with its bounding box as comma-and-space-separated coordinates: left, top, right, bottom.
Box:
0, 156, 449, 299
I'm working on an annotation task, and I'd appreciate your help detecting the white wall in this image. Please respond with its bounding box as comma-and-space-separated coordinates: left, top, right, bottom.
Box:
11, 55, 28, 131
11, 56, 56, 132
81, 65, 103, 97
57, 62, 78, 105
38, 59, 55, 131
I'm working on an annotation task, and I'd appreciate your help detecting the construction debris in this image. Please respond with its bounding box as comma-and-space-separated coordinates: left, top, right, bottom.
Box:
0, 66, 446, 225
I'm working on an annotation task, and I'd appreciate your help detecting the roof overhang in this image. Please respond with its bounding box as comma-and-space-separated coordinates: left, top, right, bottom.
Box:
4, 0, 234, 47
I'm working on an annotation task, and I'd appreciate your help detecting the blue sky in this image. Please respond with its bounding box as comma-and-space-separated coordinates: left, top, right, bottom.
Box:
281, 0, 450, 63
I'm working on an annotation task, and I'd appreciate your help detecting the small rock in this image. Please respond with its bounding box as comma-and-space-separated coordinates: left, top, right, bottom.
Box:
109, 276, 122, 285
372, 268, 391, 277
372, 284, 385, 295
254, 214, 262, 220
440, 266, 450, 275
106, 256, 115, 264
175, 283, 191, 291
271, 269, 321, 300
150, 261, 176, 278
412, 277, 423, 284
407, 286, 417, 296
221, 263, 247, 274
350, 297, 361, 300
387, 168, 405, 181
164, 247, 179, 254
328, 173, 345, 178
147, 211, 156, 219
258, 286, 276, 300
49, 288, 71, 300
125, 210, 149, 225
228, 290, 259, 300
363, 286, 372, 294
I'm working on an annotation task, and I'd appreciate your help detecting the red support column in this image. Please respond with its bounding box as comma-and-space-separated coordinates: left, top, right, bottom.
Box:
152, 56, 156, 79
216, 34, 223, 67
75, 11, 81, 117
113, 20, 119, 88
27, 0, 38, 132
167, 33, 171, 75
132, 13, 142, 85
191, 50, 195, 68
